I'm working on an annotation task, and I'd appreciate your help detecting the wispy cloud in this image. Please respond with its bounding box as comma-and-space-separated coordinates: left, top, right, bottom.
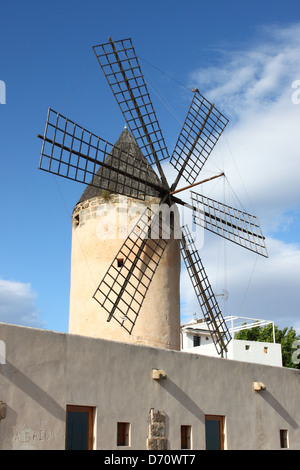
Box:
190, 23, 300, 120
180, 22, 300, 331
0, 279, 44, 328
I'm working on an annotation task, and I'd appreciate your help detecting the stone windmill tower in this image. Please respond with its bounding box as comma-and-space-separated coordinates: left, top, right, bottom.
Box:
68, 127, 181, 350
38, 37, 267, 357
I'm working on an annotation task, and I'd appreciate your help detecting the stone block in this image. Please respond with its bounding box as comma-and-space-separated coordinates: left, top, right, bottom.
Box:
0, 401, 6, 420
146, 437, 168, 450
152, 369, 167, 380
149, 423, 166, 438
253, 381, 266, 391
150, 409, 166, 424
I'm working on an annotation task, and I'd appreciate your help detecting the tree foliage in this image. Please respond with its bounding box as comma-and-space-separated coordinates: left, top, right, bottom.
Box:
234, 323, 300, 369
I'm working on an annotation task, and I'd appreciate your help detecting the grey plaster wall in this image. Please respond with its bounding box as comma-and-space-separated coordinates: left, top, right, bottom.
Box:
0, 322, 299, 450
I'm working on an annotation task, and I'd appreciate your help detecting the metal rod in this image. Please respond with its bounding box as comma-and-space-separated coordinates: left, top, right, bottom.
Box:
106, 235, 149, 326
169, 172, 225, 196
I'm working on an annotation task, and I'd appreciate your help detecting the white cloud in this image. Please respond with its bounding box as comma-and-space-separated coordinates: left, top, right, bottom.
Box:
0, 279, 44, 328
179, 23, 300, 332
190, 23, 300, 119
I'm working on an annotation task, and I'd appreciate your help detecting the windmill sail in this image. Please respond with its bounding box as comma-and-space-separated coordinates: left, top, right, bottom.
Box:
93, 37, 170, 187
37, 36, 268, 354
38, 108, 164, 201
93, 207, 173, 334
191, 191, 268, 257
180, 225, 231, 355
170, 89, 228, 190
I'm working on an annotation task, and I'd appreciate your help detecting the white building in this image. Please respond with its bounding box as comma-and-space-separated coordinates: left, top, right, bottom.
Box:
181, 316, 283, 367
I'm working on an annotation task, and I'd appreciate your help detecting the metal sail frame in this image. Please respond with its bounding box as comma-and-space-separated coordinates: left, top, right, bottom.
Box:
93, 37, 170, 190
191, 191, 268, 258
170, 89, 229, 190
37, 36, 268, 355
37, 108, 166, 201
180, 225, 231, 355
93, 207, 174, 334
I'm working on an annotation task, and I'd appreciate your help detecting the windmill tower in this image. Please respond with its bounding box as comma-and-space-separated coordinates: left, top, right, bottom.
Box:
68, 126, 181, 350
37, 37, 268, 357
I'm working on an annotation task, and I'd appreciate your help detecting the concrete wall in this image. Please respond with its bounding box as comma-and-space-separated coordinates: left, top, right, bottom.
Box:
0, 322, 299, 450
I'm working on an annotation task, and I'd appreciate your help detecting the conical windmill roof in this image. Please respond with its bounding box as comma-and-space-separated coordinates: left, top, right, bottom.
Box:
77, 127, 163, 204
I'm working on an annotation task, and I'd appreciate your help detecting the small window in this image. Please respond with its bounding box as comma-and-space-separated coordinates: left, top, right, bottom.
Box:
264, 346, 268, 354
117, 258, 124, 268
245, 344, 250, 351
117, 422, 130, 446
280, 429, 289, 448
205, 415, 224, 450
66, 405, 94, 450
193, 335, 201, 347
73, 214, 80, 228
181, 425, 192, 449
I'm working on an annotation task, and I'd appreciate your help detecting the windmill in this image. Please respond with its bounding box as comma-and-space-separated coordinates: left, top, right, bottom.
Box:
37, 37, 268, 356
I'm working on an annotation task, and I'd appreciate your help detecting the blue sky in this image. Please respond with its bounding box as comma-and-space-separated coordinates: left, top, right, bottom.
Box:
0, 0, 300, 335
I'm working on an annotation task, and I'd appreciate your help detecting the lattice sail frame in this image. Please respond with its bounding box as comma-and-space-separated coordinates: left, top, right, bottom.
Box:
38, 108, 164, 201
93, 38, 170, 168
180, 225, 231, 355
170, 89, 229, 189
191, 191, 268, 257
93, 207, 175, 334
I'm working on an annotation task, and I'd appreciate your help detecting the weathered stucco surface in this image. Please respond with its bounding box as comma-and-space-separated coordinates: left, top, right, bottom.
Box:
69, 195, 181, 350
0, 322, 299, 450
